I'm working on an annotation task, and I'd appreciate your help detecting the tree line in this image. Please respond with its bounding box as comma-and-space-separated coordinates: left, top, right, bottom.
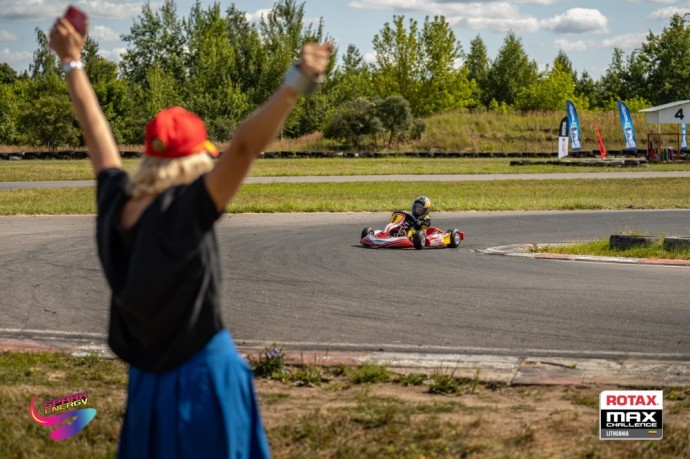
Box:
0, 0, 689, 151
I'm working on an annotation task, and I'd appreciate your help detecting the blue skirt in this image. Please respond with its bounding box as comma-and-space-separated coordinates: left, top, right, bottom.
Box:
118, 330, 270, 458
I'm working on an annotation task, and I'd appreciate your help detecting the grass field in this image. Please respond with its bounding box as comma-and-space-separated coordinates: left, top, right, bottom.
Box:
2, 158, 690, 182
532, 238, 690, 260
1, 178, 690, 215
2, 351, 688, 459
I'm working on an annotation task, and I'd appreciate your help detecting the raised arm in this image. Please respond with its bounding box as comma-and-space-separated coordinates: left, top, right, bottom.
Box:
49, 17, 121, 175
204, 43, 332, 212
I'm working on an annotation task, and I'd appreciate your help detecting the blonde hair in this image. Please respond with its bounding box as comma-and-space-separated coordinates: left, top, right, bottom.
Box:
128, 153, 214, 199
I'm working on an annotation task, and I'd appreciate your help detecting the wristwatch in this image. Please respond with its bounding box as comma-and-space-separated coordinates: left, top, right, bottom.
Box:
62, 61, 84, 75
283, 61, 325, 95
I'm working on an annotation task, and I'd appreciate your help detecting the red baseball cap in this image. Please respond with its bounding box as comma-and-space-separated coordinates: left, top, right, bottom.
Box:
144, 106, 219, 158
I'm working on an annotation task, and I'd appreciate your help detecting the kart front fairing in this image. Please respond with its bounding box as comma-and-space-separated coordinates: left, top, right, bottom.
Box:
360, 211, 460, 249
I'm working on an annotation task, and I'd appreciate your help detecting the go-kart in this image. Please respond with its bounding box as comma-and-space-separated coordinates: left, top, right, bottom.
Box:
360, 211, 464, 249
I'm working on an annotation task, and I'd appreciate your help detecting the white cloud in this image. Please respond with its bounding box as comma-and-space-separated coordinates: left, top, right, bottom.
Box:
630, 0, 675, 4
0, 30, 18, 41
98, 47, 126, 63
89, 25, 120, 42
0, 1, 143, 22
553, 38, 592, 52
449, 16, 540, 33
0, 47, 31, 65
245, 8, 271, 24
349, 0, 523, 18
542, 8, 608, 34
350, 0, 538, 34
79, 2, 143, 20
0, 1, 63, 21
362, 50, 376, 64
601, 32, 648, 50
648, 6, 690, 21
553, 31, 647, 55
515, 0, 557, 4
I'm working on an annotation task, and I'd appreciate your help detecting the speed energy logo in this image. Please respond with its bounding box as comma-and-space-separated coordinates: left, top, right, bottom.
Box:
599, 390, 663, 440
30, 391, 97, 441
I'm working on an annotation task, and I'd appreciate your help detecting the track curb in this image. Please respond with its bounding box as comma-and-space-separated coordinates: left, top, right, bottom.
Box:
478, 244, 690, 266
1, 333, 688, 387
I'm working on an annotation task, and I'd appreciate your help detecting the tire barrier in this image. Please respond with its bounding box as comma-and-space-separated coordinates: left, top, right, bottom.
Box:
0, 149, 673, 160
662, 237, 690, 252
609, 234, 660, 250
510, 158, 649, 167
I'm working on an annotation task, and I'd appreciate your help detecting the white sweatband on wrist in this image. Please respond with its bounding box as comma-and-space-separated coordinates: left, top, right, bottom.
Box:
62, 61, 84, 75
282, 61, 325, 95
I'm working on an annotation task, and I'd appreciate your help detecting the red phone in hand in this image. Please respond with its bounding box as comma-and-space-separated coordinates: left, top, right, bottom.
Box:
64, 5, 87, 34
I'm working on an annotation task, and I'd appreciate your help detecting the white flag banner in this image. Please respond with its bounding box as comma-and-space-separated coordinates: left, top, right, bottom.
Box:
558, 116, 569, 159
558, 136, 569, 159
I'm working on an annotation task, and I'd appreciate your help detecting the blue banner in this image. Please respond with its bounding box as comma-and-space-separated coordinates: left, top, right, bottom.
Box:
616, 101, 637, 151
566, 100, 581, 151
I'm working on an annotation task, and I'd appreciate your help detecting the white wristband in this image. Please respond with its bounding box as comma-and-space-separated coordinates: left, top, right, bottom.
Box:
282, 61, 324, 95
62, 61, 84, 75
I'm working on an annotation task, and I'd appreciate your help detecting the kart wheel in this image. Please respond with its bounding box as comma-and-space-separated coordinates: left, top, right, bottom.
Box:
449, 229, 461, 248
361, 227, 374, 239
413, 230, 426, 250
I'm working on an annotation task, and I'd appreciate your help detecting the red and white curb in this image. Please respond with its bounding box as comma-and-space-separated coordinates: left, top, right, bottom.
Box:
1, 330, 689, 387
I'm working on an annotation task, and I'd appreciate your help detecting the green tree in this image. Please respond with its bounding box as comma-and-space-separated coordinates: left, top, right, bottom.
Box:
599, 48, 626, 104
375, 95, 413, 146
636, 13, 690, 104
323, 98, 383, 149
81, 36, 118, 85
185, 1, 250, 139
553, 50, 575, 80
0, 83, 18, 143
515, 61, 577, 111
257, 0, 325, 101
466, 35, 490, 105
140, 65, 183, 121
17, 95, 79, 151
29, 28, 60, 79
225, 4, 266, 103
417, 15, 475, 114
328, 44, 375, 109
372, 16, 423, 111
78, 36, 135, 144
255, 0, 330, 137
0, 63, 17, 84
120, 0, 187, 86
575, 70, 600, 108
485, 31, 538, 107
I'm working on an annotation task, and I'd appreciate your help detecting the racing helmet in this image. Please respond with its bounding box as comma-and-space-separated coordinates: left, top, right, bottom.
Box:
412, 196, 431, 218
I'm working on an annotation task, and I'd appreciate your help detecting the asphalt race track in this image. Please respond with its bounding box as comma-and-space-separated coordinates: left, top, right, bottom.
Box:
1, 210, 689, 360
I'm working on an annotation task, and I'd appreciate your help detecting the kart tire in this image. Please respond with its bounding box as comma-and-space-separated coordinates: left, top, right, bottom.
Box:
413, 230, 426, 250
361, 227, 374, 239
449, 229, 461, 248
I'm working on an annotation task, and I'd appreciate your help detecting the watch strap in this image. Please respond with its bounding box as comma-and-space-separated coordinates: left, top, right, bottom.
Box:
62, 61, 84, 75
282, 61, 324, 95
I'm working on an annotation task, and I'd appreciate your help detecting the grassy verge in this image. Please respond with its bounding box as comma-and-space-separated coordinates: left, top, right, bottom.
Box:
532, 237, 690, 260
2, 158, 690, 182
1, 351, 688, 459
1, 178, 690, 215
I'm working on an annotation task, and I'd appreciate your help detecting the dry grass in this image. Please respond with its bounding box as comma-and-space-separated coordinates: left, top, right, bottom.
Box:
1, 352, 688, 459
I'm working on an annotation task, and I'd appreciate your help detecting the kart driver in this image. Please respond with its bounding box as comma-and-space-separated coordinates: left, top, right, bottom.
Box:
404, 196, 431, 236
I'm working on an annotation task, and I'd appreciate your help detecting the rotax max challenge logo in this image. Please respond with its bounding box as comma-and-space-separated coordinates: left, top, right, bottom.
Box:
600, 390, 663, 440
30, 390, 97, 441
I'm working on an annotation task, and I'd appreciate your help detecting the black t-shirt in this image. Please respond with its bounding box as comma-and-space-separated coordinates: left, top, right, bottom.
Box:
96, 168, 224, 373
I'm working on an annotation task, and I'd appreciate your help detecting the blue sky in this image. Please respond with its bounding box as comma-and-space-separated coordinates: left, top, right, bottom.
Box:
0, 0, 688, 79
